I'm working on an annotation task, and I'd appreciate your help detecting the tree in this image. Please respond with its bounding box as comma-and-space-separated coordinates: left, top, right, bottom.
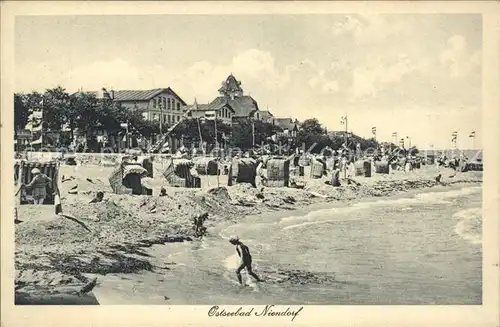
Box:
68, 91, 100, 139
42, 86, 71, 131
296, 118, 329, 153
169, 118, 232, 149
231, 119, 281, 150
300, 118, 324, 135
14, 93, 30, 136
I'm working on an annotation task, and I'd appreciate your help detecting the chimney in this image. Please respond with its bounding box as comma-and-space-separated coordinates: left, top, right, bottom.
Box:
110, 89, 115, 99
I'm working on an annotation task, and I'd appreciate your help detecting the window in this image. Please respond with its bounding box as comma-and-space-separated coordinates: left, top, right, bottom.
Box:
168, 115, 171, 124
163, 114, 167, 123
167, 98, 171, 110
152, 99, 157, 109
177, 102, 181, 111
152, 113, 158, 121
162, 97, 166, 110
177, 115, 180, 122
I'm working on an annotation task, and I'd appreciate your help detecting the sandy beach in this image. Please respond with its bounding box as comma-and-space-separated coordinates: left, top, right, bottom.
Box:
14, 162, 483, 303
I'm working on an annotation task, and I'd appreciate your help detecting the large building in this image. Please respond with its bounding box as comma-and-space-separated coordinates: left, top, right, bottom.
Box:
111, 88, 187, 125
183, 74, 261, 125
73, 87, 187, 151
185, 99, 235, 126
209, 74, 260, 122
78, 87, 187, 125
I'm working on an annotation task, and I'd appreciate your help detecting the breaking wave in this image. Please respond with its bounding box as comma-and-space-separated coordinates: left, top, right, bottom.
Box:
453, 208, 482, 245
281, 186, 481, 231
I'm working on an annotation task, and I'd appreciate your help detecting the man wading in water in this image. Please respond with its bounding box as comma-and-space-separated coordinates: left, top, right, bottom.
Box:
229, 236, 264, 285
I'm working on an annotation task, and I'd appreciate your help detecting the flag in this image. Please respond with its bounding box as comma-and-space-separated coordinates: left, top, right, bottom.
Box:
372, 127, 376, 135
54, 190, 62, 215
25, 110, 43, 132
469, 131, 476, 138
392, 132, 397, 137
452, 131, 458, 142
205, 110, 216, 120
340, 116, 347, 125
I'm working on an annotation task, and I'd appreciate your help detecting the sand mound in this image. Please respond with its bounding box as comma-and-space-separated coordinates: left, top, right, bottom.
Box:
60, 177, 111, 195
67, 200, 130, 222
205, 186, 232, 202
16, 216, 97, 246
16, 269, 78, 287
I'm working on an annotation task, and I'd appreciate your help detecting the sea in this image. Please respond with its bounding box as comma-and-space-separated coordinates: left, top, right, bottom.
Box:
93, 184, 482, 305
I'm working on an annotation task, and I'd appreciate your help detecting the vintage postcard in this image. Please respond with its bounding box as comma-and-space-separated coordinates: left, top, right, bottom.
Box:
1, 1, 499, 327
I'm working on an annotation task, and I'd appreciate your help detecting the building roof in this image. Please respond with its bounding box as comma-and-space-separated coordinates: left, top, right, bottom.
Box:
210, 95, 259, 118
218, 74, 243, 95
74, 88, 187, 105
113, 88, 187, 105
258, 110, 274, 121
185, 100, 236, 113
274, 118, 297, 131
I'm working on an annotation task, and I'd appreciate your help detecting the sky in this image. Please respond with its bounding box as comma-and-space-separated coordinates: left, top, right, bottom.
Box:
15, 14, 482, 149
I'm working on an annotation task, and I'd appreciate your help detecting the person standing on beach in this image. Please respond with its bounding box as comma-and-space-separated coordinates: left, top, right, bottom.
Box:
24, 168, 52, 205
340, 155, 348, 179
229, 236, 263, 285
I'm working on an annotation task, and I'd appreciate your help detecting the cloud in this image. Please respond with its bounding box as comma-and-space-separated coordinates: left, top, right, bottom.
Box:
15, 58, 146, 93
331, 15, 364, 37
440, 35, 481, 78
308, 70, 339, 94
350, 54, 422, 99
331, 15, 411, 46
169, 49, 340, 105
65, 58, 144, 91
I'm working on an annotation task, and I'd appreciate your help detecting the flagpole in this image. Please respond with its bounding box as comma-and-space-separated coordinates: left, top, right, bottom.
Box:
252, 121, 255, 150
159, 102, 163, 138
126, 119, 130, 149
197, 117, 203, 148
214, 110, 218, 150
344, 115, 348, 146
215, 110, 219, 187
41, 95, 44, 149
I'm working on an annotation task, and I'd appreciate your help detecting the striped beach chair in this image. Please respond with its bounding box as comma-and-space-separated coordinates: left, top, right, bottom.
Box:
14, 160, 60, 205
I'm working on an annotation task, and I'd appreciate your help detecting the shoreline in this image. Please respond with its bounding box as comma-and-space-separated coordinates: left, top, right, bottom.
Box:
14, 167, 483, 303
